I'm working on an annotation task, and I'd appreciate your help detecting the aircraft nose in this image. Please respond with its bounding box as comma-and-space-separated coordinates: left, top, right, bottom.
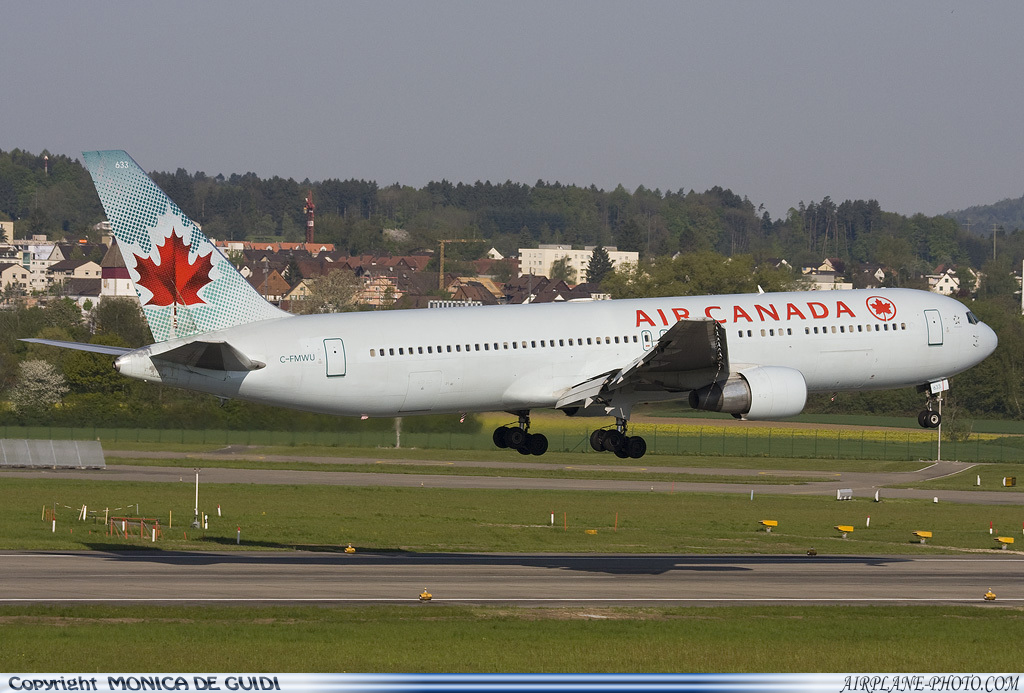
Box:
978, 322, 998, 357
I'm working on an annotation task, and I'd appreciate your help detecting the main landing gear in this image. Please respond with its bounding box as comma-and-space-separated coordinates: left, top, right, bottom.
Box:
589, 418, 647, 459
493, 411, 548, 456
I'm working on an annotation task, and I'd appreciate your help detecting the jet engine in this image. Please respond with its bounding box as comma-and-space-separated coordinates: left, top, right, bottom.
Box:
688, 366, 807, 420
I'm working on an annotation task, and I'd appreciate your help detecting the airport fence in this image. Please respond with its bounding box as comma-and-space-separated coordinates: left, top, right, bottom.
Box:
2, 423, 1023, 463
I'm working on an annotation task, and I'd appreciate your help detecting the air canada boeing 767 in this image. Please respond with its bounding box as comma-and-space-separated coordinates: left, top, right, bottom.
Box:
25, 151, 998, 458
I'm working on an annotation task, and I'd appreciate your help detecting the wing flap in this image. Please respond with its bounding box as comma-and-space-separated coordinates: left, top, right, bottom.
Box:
557, 318, 728, 409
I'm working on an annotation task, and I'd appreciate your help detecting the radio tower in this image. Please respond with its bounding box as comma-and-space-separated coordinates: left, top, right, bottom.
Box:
303, 190, 316, 244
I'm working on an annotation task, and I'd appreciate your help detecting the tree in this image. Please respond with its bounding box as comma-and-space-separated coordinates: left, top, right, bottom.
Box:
9, 359, 69, 416
586, 245, 613, 284
549, 256, 577, 283
299, 269, 361, 314
92, 298, 152, 347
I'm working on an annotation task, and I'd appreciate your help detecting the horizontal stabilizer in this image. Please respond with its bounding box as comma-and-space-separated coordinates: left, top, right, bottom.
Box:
20, 338, 132, 356
151, 340, 265, 372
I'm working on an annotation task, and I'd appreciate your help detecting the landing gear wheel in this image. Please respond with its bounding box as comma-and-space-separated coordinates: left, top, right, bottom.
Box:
603, 430, 624, 452
517, 443, 532, 455
506, 427, 527, 448
493, 427, 509, 448
924, 411, 941, 428
526, 433, 548, 456
614, 447, 630, 459
590, 430, 607, 452
626, 435, 647, 459
917, 411, 929, 428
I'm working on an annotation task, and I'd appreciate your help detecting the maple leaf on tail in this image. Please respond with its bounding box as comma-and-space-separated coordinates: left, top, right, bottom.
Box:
133, 229, 214, 307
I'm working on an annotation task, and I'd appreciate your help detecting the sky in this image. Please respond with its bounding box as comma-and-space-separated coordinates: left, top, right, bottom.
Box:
3, 1, 1024, 220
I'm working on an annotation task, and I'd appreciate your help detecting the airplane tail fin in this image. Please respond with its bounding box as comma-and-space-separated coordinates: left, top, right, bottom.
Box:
82, 150, 287, 342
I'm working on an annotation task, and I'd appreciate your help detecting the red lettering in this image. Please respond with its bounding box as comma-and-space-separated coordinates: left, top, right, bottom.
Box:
808, 302, 828, 319
786, 303, 806, 320
705, 306, 725, 323
836, 300, 855, 318
733, 305, 753, 322
672, 307, 690, 321
656, 309, 669, 326
755, 304, 779, 321
636, 310, 656, 327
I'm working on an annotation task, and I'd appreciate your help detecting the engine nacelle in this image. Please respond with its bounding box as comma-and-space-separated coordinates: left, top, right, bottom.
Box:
689, 366, 807, 420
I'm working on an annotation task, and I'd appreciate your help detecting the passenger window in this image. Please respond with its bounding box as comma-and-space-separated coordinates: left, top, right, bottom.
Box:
760, 329, 766, 336
427, 346, 433, 354
559, 339, 565, 346
587, 338, 592, 345
399, 348, 404, 355
389, 348, 395, 356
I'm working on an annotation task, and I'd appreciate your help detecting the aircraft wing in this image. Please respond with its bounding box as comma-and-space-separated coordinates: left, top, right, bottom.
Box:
556, 318, 728, 409
21, 338, 132, 356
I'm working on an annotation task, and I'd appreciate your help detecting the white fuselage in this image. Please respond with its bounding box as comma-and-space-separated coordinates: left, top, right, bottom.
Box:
114, 288, 997, 418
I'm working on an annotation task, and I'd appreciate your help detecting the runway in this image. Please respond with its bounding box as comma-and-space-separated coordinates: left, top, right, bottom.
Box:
2, 551, 1022, 606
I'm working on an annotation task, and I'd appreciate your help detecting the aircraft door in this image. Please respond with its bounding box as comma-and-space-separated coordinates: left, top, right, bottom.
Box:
924, 310, 943, 346
324, 338, 346, 376
642, 330, 653, 350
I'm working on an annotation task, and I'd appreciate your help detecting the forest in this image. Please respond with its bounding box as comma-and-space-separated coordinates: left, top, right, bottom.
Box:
3, 147, 1024, 427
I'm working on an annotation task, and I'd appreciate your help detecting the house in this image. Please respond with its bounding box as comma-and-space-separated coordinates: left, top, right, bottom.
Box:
62, 278, 103, 307
100, 240, 136, 299
0, 262, 31, 292
517, 244, 638, 280
245, 268, 291, 303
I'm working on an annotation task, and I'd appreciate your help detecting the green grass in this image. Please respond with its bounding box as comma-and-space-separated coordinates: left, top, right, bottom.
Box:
5, 477, 1022, 554
106, 446, 924, 473
106, 456, 824, 486
9, 418, 1024, 462
1, 604, 1022, 672
890, 463, 1024, 493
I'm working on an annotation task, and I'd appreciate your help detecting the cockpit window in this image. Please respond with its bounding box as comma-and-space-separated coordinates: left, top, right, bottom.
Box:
966, 311, 979, 325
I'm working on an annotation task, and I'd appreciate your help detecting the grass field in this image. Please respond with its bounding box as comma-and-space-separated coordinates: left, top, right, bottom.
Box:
7, 413, 1024, 462
1, 604, 1022, 672
4, 430, 1024, 674
5, 477, 1023, 554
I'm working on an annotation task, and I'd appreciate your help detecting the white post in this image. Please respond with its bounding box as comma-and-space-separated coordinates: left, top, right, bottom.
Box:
51, 519, 56, 533
151, 528, 156, 543
395, 417, 402, 449
236, 527, 241, 545
194, 469, 200, 527
936, 394, 942, 462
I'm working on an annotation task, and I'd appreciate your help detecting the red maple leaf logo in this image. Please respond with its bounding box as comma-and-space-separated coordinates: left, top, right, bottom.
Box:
133, 229, 214, 307
866, 296, 896, 321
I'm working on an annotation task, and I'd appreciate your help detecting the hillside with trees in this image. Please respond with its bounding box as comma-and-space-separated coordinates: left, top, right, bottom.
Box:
4, 147, 1024, 425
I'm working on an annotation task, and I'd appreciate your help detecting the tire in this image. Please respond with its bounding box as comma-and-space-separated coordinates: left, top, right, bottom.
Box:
506, 427, 527, 448
527, 433, 548, 456
603, 430, 624, 452
590, 430, 606, 452
493, 427, 509, 448
917, 411, 929, 428
614, 448, 630, 459
924, 411, 941, 428
517, 443, 532, 456
626, 436, 647, 459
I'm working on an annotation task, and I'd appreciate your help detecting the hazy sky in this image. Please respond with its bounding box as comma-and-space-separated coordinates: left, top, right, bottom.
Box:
4, 1, 1023, 219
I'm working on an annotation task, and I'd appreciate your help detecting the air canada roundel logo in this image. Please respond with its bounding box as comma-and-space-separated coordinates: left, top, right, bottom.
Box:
866, 295, 896, 321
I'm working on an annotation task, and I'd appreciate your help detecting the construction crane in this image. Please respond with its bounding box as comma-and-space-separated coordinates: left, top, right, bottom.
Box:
438, 238, 477, 291
303, 191, 316, 244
